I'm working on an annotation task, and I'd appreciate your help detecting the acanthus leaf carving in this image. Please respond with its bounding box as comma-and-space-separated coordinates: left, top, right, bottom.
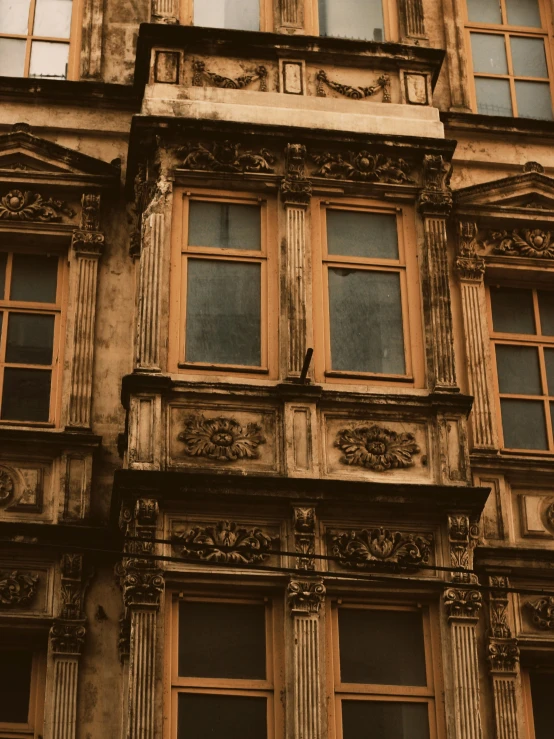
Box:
288, 578, 326, 614
0, 189, 75, 222
0, 570, 38, 607
444, 587, 482, 620
172, 520, 276, 565
192, 60, 268, 91
311, 150, 414, 184
488, 575, 511, 639
178, 141, 276, 174
121, 566, 164, 609
49, 619, 87, 655
335, 424, 420, 472
418, 154, 453, 215
455, 221, 485, 281
448, 514, 479, 582
280, 143, 312, 206
330, 527, 433, 571
484, 228, 554, 259
178, 415, 266, 462
316, 69, 391, 101
487, 638, 520, 674
526, 596, 554, 630
293, 506, 316, 571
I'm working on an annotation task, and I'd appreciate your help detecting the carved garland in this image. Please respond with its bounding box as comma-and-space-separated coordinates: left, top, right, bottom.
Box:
178, 415, 266, 462
330, 528, 432, 571
0, 571, 38, 607
316, 69, 391, 101
0, 189, 75, 222
335, 424, 420, 472
178, 141, 276, 174
172, 520, 276, 565
192, 60, 268, 91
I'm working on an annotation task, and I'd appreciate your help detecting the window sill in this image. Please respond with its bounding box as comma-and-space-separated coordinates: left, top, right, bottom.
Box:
178, 362, 269, 375
324, 370, 414, 383
441, 110, 554, 139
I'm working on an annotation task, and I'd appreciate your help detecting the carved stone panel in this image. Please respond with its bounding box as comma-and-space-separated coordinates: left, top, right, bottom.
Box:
0, 562, 53, 615
328, 526, 434, 573
0, 461, 49, 518
516, 491, 554, 542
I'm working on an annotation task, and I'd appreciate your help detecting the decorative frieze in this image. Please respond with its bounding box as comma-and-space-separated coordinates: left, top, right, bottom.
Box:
293, 507, 316, 571
330, 527, 432, 571
526, 596, 554, 629
335, 424, 420, 472
0, 570, 38, 607
172, 520, 276, 565
316, 69, 391, 101
288, 578, 326, 614
311, 150, 414, 183
0, 189, 74, 222
192, 60, 268, 91
178, 141, 276, 174
178, 415, 266, 462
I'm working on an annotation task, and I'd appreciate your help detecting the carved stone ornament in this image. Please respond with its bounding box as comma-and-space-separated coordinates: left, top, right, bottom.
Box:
455, 221, 485, 281
293, 506, 316, 571
546, 502, 554, 532
178, 415, 266, 462
418, 154, 453, 215
178, 141, 276, 174
444, 587, 482, 620
0, 570, 38, 607
330, 528, 433, 571
487, 638, 520, 673
280, 143, 312, 206
526, 596, 554, 630
488, 575, 511, 639
121, 566, 164, 609
448, 514, 479, 581
311, 150, 414, 184
192, 60, 268, 91
288, 578, 326, 614
335, 424, 420, 472
316, 69, 391, 101
49, 619, 87, 655
172, 520, 276, 565
0, 189, 75, 222
523, 161, 545, 173
484, 228, 554, 259
0, 468, 15, 505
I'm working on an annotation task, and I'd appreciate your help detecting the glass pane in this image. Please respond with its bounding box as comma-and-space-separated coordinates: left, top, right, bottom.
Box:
496, 345, 541, 395
11, 254, 58, 303
178, 694, 267, 739
188, 202, 261, 251
0, 650, 32, 723
491, 287, 535, 334
194, 0, 260, 31
33, 0, 73, 37
329, 269, 405, 375
511, 37, 548, 78
179, 601, 266, 679
475, 78, 513, 116
539, 291, 554, 335
530, 672, 554, 739
506, 0, 542, 28
327, 211, 398, 260
1, 367, 51, 421
516, 81, 553, 121
6, 313, 55, 365
319, 0, 385, 42
0, 253, 6, 300
185, 259, 261, 366
545, 349, 554, 394
466, 0, 501, 24
342, 701, 430, 739
0, 0, 31, 33
471, 33, 508, 74
29, 40, 69, 79
500, 399, 547, 449
0, 38, 26, 77
339, 609, 427, 686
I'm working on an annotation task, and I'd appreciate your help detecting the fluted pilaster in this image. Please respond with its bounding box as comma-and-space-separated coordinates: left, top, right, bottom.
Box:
128, 609, 157, 739
450, 619, 483, 739
136, 213, 164, 370
151, 0, 179, 22
51, 657, 79, 739
399, 0, 426, 41
286, 206, 308, 376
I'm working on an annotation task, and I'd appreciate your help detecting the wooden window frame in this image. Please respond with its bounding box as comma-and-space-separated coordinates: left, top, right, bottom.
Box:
165, 592, 284, 739
487, 283, 554, 453
305, 0, 399, 42
522, 667, 554, 739
0, 0, 82, 81
464, 0, 554, 119
0, 649, 46, 739
327, 600, 444, 739
312, 198, 424, 387
169, 189, 278, 379
179, 0, 274, 32
0, 249, 67, 429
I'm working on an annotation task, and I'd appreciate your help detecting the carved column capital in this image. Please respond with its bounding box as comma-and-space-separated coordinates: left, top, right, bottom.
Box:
288, 578, 326, 614
121, 566, 164, 610
280, 143, 312, 206
418, 155, 453, 216
71, 193, 105, 257
49, 619, 87, 655
444, 586, 483, 621
488, 638, 520, 675
455, 221, 485, 281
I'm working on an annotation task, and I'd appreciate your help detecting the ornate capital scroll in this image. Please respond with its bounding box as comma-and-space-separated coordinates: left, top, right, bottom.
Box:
0, 570, 38, 607
178, 415, 266, 462
293, 507, 316, 570
418, 154, 453, 216
335, 424, 420, 471
444, 586, 483, 620
50, 620, 87, 655
0, 189, 74, 222
455, 222, 485, 281
172, 520, 276, 565
330, 527, 433, 571
288, 578, 326, 615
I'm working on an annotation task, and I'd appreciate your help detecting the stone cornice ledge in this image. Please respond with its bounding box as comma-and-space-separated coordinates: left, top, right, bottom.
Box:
442, 111, 554, 140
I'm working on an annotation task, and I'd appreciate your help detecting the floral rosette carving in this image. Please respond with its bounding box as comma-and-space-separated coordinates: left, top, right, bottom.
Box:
172, 520, 275, 565
0, 468, 14, 505
178, 141, 276, 174
311, 150, 413, 184
178, 415, 266, 462
335, 424, 420, 471
0, 189, 74, 222
0, 571, 38, 607
485, 229, 554, 259
330, 528, 432, 571
526, 596, 554, 629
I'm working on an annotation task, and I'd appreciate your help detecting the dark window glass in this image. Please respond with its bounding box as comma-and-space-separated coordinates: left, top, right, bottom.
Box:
466, 0, 502, 24
1, 367, 51, 421
10, 254, 58, 303
339, 609, 427, 686
177, 694, 267, 739
530, 672, 554, 739
0, 650, 32, 723
500, 399, 547, 449
185, 260, 261, 367
491, 287, 535, 334
0, 252, 7, 299
179, 601, 266, 679
496, 345, 541, 395
194, 0, 260, 32
188, 202, 261, 251
319, 0, 384, 41
326, 211, 398, 260
342, 700, 430, 739
6, 313, 55, 365
328, 268, 405, 375
538, 291, 554, 335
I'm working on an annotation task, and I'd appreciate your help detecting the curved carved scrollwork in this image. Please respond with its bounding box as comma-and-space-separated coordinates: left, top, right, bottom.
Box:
0, 468, 15, 505
485, 229, 554, 259
0, 189, 74, 222
311, 150, 414, 184
0, 571, 38, 607
316, 69, 390, 101
443, 587, 482, 620
526, 596, 554, 630
192, 60, 268, 91
178, 415, 266, 462
335, 424, 420, 472
330, 528, 432, 571
288, 579, 326, 614
178, 141, 276, 174
172, 520, 276, 565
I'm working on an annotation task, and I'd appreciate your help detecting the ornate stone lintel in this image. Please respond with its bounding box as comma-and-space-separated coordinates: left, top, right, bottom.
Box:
50, 619, 87, 655
418, 154, 453, 216
288, 579, 326, 615
0, 570, 38, 607
488, 638, 519, 674
178, 141, 276, 174
444, 586, 482, 621
172, 520, 276, 566
293, 506, 316, 571
0, 188, 75, 222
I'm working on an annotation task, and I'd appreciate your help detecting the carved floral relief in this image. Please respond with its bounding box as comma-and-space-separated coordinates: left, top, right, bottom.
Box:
0, 570, 39, 607
335, 424, 420, 472
178, 415, 266, 462
330, 527, 433, 570
526, 596, 554, 629
172, 520, 277, 565
311, 150, 414, 183
485, 229, 554, 259
0, 189, 75, 222
178, 141, 276, 174
0, 469, 14, 505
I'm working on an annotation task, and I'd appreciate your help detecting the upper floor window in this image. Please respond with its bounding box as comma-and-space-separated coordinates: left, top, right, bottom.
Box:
192, 0, 263, 31
0, 0, 77, 79
523, 668, 554, 739
317, 0, 389, 41
466, 0, 554, 120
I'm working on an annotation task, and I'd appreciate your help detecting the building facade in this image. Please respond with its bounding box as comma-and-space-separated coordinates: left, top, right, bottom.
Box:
1, 1, 554, 738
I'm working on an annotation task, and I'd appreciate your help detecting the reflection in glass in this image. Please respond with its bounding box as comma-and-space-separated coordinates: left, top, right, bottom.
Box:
319, 0, 385, 42
11, 254, 58, 303
194, 0, 260, 31
6, 313, 55, 365
466, 0, 501, 25
326, 211, 398, 260
0, 38, 26, 77
1, 367, 51, 421
342, 701, 430, 739
506, 0, 542, 28
500, 399, 547, 449
29, 40, 69, 79
33, 0, 73, 38
178, 694, 267, 739
0, 0, 31, 34
516, 81, 553, 121
475, 78, 512, 116
471, 33, 508, 74
511, 37, 548, 78
539, 291, 554, 335
496, 345, 541, 395
0, 650, 32, 723
188, 201, 261, 250
491, 287, 535, 334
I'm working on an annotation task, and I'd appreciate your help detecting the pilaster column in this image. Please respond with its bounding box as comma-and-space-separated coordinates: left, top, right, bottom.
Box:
399, 0, 427, 43
455, 222, 498, 449
279, 0, 304, 30
280, 145, 313, 380
418, 155, 457, 391
150, 0, 179, 23
68, 194, 105, 429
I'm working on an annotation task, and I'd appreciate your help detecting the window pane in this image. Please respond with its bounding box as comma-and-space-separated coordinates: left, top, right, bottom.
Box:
530, 672, 554, 739
6, 313, 55, 365
516, 81, 553, 121
466, 0, 501, 24
194, 0, 260, 31
29, 40, 69, 79
471, 33, 508, 74
339, 609, 427, 686
178, 694, 267, 739
327, 211, 398, 260
545, 349, 554, 394
475, 78, 513, 116
0, 253, 7, 299
319, 0, 385, 42
185, 259, 261, 366
188, 202, 261, 251
539, 291, 554, 335
0, 38, 26, 77
496, 345, 541, 395
0, 0, 31, 34
0, 650, 32, 723
506, 0, 542, 28
342, 701, 430, 739
329, 269, 405, 375
33, 0, 73, 38
511, 37, 548, 78
1, 367, 51, 421
179, 601, 266, 679
11, 254, 58, 303
500, 399, 547, 449
491, 287, 535, 334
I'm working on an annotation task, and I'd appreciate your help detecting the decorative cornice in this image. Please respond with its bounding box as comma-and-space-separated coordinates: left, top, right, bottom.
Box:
0, 189, 75, 222
178, 141, 276, 174
311, 150, 414, 184
444, 587, 482, 621
0, 570, 38, 607
192, 60, 268, 91
172, 520, 276, 565
178, 415, 266, 462
335, 424, 420, 472
288, 578, 326, 614
526, 596, 554, 630
293, 506, 316, 571
316, 69, 390, 101
418, 154, 453, 216
50, 619, 87, 655
330, 527, 432, 571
